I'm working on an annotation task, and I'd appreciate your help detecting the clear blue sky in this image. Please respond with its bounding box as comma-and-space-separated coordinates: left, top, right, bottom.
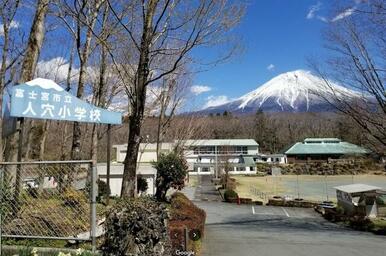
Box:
191, 0, 334, 109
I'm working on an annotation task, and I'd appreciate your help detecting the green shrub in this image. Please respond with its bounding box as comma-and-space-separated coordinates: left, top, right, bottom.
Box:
255, 163, 270, 173
224, 189, 238, 202
97, 179, 110, 202
349, 216, 375, 231
169, 193, 206, 255
152, 152, 188, 201
170, 193, 206, 233
137, 175, 148, 194
102, 197, 171, 255
336, 205, 345, 215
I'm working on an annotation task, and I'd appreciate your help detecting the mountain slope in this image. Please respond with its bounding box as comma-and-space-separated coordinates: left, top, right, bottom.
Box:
200, 70, 361, 113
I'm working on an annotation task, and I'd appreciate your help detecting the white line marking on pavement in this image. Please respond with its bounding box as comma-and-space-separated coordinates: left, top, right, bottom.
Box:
281, 207, 290, 217
252, 206, 255, 215
253, 213, 275, 216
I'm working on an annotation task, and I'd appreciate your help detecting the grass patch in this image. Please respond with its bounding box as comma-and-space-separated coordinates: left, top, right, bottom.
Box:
232, 175, 286, 202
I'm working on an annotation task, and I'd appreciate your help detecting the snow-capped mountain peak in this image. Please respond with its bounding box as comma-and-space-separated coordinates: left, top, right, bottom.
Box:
200, 69, 362, 113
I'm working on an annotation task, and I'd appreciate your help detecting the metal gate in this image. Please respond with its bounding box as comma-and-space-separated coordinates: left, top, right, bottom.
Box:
0, 160, 97, 253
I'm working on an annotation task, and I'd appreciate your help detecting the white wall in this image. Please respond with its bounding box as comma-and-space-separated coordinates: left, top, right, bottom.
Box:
100, 177, 122, 197
97, 163, 156, 196
114, 143, 174, 163
247, 146, 259, 154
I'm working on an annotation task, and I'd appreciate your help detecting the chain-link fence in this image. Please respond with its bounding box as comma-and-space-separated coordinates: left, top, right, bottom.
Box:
248, 174, 386, 203
0, 160, 97, 252
249, 186, 272, 202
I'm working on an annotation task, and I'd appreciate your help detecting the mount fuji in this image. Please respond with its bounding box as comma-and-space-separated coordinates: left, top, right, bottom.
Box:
199, 70, 362, 114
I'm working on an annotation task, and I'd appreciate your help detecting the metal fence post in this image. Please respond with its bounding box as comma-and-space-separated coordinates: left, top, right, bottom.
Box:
91, 163, 97, 252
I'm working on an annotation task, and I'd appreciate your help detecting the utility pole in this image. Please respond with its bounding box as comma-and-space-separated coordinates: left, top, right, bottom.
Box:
215, 145, 218, 179
106, 124, 111, 205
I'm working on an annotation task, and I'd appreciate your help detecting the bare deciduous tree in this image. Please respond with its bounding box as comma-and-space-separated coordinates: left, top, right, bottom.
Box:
56, 0, 106, 160
0, 0, 22, 162
107, 0, 244, 198
151, 68, 191, 158
310, 0, 386, 153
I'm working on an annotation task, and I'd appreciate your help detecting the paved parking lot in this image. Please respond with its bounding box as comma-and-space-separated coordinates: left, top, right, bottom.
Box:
196, 201, 386, 256
251, 205, 317, 218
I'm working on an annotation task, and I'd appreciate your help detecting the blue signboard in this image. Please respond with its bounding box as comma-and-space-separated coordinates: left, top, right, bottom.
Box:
10, 81, 122, 125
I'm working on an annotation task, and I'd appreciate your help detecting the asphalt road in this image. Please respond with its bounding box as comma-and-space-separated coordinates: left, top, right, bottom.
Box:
194, 175, 222, 201
196, 201, 386, 256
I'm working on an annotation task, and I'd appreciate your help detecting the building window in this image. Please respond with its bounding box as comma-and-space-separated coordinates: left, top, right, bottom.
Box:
217, 146, 248, 154
236, 167, 246, 172
202, 167, 210, 172
194, 146, 215, 154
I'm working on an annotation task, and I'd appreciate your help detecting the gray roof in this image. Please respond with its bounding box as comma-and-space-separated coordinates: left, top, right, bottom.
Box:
113, 140, 259, 149
113, 143, 174, 151
334, 184, 382, 193
180, 139, 259, 147
285, 138, 369, 155
304, 138, 341, 143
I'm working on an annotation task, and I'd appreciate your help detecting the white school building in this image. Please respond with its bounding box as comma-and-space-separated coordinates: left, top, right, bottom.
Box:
181, 139, 259, 175
98, 139, 286, 196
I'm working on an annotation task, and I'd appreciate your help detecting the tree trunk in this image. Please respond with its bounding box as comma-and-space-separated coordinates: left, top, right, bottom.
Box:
19, 0, 49, 83
0, 21, 10, 162
120, 0, 158, 198
70, 1, 103, 161
70, 55, 88, 160
90, 124, 98, 162
121, 114, 142, 197
17, 0, 50, 160
6, 0, 49, 211
156, 91, 166, 159
90, 21, 108, 162
38, 120, 50, 159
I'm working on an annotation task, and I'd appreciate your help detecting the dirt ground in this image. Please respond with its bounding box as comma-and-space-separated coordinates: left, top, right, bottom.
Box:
233, 174, 386, 203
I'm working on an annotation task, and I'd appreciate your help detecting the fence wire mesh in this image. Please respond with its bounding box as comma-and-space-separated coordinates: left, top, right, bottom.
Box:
247, 174, 382, 203
0, 161, 95, 240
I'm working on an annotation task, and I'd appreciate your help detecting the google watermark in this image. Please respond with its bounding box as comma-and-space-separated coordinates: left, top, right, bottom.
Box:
175, 249, 195, 256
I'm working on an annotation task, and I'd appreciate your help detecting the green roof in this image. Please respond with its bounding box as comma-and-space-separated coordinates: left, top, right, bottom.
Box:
285, 138, 369, 155
243, 156, 255, 165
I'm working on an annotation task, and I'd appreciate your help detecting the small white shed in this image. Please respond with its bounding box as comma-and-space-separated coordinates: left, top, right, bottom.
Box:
335, 184, 382, 218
